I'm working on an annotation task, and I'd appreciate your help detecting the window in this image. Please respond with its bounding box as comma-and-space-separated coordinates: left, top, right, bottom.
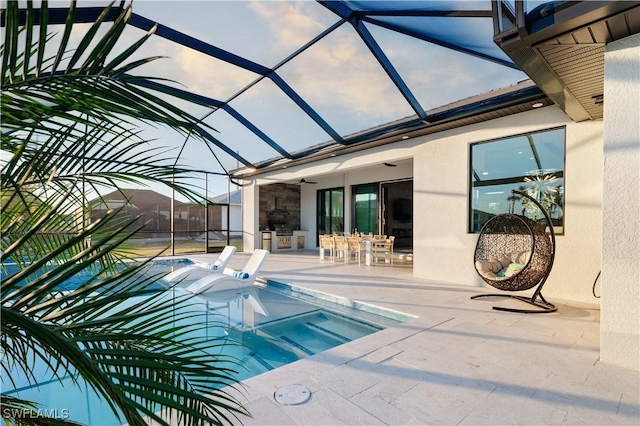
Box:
469, 127, 565, 233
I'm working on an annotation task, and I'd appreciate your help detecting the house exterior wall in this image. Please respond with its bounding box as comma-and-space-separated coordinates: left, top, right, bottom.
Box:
414, 106, 603, 305
242, 182, 259, 250
223, 205, 242, 234
242, 106, 604, 307
601, 32, 640, 371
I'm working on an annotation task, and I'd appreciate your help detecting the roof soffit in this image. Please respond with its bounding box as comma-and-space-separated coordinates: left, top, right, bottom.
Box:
493, 1, 640, 122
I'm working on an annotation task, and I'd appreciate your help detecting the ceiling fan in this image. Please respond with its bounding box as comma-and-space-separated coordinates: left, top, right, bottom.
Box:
298, 178, 318, 185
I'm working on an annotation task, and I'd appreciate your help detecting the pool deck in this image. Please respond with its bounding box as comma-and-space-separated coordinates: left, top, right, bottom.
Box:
186, 250, 639, 425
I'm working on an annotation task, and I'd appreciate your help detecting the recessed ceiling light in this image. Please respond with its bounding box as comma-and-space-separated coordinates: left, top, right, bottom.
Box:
401, 135, 409, 140
481, 172, 489, 175
532, 102, 544, 108
518, 151, 523, 155
330, 153, 336, 157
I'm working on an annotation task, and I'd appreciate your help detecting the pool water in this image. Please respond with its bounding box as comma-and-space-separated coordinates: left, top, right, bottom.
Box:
238, 310, 379, 370
2, 258, 408, 425
226, 287, 393, 373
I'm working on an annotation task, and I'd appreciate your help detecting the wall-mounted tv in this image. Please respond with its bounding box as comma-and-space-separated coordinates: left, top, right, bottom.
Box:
393, 198, 412, 222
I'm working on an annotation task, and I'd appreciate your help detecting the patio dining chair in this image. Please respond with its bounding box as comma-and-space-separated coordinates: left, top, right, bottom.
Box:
372, 236, 395, 265
347, 236, 366, 265
319, 234, 335, 261
333, 236, 348, 262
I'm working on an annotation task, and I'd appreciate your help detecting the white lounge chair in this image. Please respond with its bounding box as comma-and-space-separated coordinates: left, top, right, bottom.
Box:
184, 249, 269, 294
164, 245, 236, 283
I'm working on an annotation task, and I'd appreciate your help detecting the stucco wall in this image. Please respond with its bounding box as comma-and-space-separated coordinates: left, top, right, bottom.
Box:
242, 182, 259, 251
601, 33, 640, 371
242, 106, 604, 305
413, 107, 603, 304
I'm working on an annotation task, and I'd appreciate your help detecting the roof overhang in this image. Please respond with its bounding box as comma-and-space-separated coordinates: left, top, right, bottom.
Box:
492, 1, 640, 122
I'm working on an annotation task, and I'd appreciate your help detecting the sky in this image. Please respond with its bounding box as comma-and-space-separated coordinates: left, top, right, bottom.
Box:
9, 0, 529, 200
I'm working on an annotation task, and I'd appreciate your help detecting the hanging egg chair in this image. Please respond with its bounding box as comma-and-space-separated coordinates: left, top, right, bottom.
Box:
471, 190, 557, 313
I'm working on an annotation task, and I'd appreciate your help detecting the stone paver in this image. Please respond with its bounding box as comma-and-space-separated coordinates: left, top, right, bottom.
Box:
349, 383, 417, 425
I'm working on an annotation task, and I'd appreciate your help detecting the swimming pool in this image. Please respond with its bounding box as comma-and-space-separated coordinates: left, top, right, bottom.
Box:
2, 258, 410, 424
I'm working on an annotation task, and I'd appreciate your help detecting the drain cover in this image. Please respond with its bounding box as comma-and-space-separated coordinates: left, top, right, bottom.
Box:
274, 384, 312, 405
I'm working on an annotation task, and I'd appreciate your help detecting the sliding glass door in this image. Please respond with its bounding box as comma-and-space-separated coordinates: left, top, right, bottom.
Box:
317, 188, 344, 240
380, 179, 413, 249
353, 183, 378, 235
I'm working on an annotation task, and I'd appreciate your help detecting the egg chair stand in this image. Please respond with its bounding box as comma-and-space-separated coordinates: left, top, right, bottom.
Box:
471, 190, 557, 314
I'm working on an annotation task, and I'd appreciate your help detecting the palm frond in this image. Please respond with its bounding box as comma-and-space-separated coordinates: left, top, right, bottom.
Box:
2, 2, 250, 425
2, 204, 249, 425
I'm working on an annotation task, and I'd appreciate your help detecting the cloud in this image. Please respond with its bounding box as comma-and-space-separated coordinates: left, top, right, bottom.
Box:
175, 47, 258, 100
248, 2, 411, 124
248, 1, 326, 50
377, 34, 526, 110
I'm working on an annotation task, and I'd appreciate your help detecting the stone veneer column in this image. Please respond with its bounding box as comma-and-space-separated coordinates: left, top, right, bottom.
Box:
601, 32, 640, 371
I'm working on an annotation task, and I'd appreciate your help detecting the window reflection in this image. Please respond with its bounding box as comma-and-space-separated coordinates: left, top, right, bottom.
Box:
353, 183, 378, 235
470, 127, 565, 233
317, 188, 344, 239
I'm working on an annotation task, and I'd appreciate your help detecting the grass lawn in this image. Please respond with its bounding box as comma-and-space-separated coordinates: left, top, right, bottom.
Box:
117, 239, 243, 257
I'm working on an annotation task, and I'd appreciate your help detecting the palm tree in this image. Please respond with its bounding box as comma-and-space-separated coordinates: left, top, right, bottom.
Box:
1, 2, 248, 425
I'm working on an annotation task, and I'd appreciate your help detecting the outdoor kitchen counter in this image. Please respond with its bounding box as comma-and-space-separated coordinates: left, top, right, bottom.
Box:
262, 230, 308, 251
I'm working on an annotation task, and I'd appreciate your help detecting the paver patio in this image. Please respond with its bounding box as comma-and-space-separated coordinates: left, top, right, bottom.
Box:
186, 250, 639, 425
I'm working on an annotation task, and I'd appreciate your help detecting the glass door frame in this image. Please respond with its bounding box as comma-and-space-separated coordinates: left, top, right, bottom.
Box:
380, 178, 414, 250
351, 182, 380, 236
316, 187, 344, 245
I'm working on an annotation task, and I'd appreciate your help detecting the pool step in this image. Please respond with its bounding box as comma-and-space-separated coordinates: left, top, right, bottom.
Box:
276, 314, 374, 355
245, 351, 275, 371
232, 329, 302, 369
234, 318, 352, 365
232, 310, 384, 371
304, 321, 351, 343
